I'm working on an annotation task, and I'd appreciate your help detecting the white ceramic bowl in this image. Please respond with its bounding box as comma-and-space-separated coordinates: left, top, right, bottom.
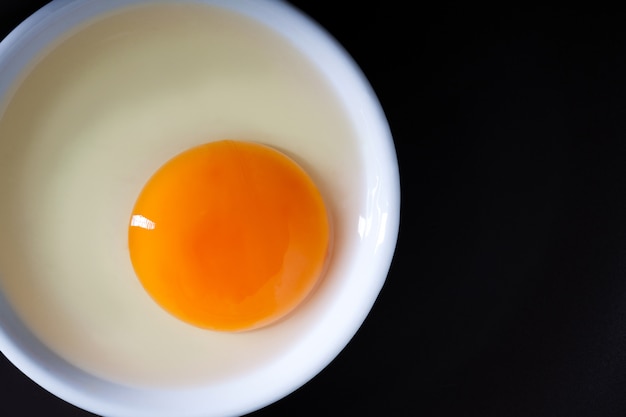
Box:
0, 1, 400, 416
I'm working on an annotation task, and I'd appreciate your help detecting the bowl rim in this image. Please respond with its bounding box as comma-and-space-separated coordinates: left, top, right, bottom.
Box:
0, 1, 401, 416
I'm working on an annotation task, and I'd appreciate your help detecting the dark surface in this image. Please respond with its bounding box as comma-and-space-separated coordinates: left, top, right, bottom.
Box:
4, 2, 626, 417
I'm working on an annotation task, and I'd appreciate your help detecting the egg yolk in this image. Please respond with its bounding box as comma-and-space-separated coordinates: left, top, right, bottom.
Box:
128, 140, 330, 332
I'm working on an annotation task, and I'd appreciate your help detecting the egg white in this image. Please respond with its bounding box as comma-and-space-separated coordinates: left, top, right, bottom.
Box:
0, 3, 363, 387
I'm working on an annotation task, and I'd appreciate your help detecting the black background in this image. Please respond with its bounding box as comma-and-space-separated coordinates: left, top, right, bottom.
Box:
4, 2, 626, 417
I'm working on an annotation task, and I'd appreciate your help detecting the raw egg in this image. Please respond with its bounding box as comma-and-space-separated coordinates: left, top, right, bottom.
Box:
128, 140, 331, 331
0, 2, 362, 386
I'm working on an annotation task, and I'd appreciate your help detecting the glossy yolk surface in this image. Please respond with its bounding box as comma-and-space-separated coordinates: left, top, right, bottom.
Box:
128, 140, 330, 332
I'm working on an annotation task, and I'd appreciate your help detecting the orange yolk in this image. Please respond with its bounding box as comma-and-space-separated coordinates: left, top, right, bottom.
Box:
128, 140, 331, 332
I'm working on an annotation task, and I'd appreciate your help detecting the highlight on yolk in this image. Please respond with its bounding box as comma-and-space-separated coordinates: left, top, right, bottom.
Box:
128, 140, 331, 332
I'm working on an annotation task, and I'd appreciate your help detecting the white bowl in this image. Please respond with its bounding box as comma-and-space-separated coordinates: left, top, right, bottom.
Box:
0, 1, 400, 416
